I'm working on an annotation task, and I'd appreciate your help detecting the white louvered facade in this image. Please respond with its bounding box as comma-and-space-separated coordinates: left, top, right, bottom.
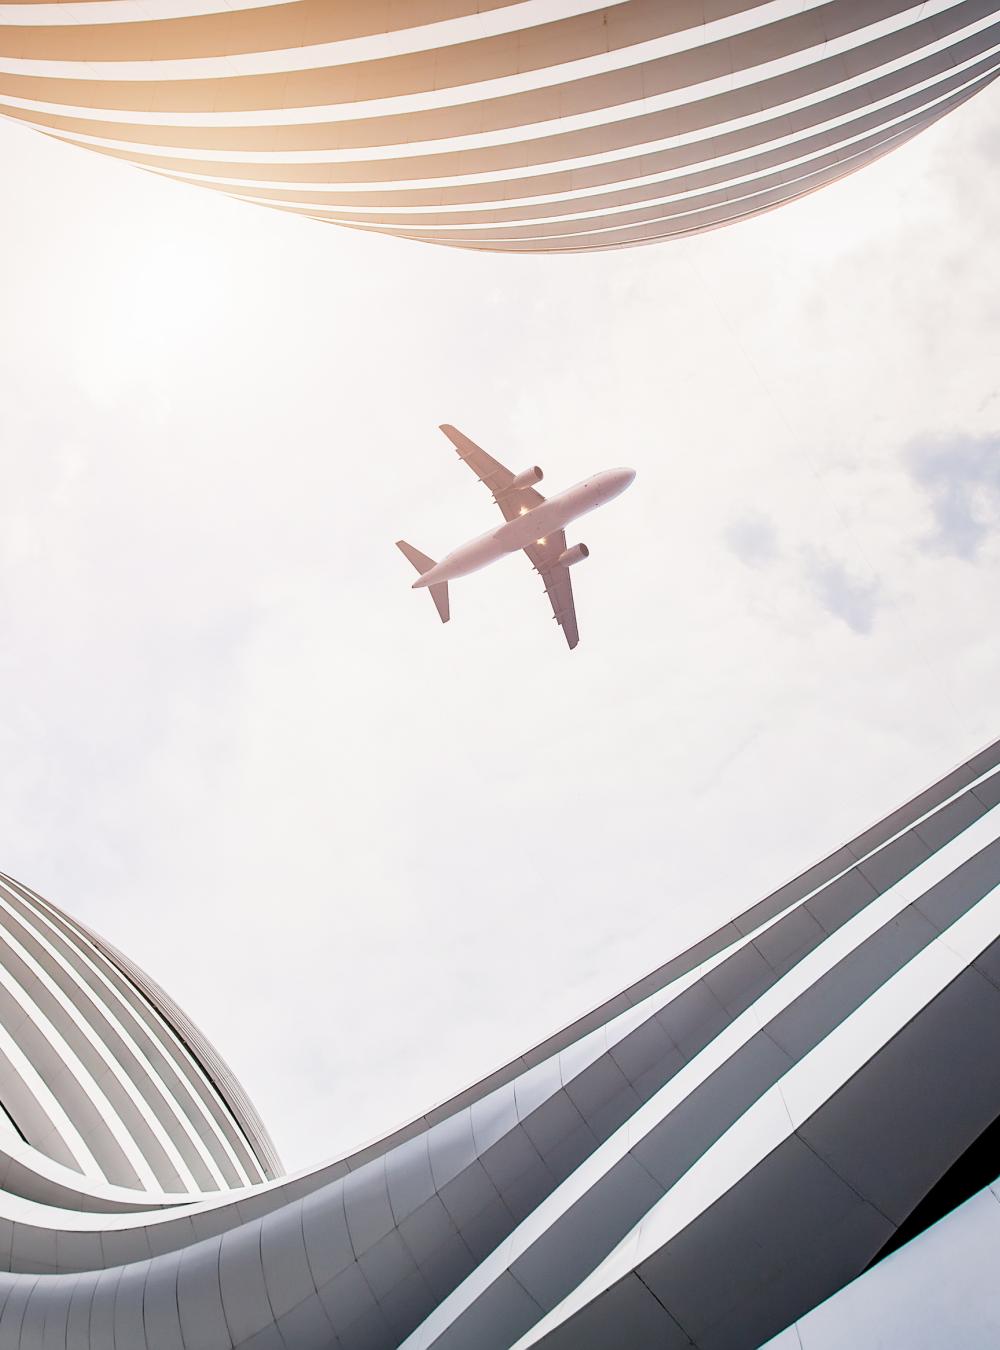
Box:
0, 0, 998, 251
0, 872, 280, 1200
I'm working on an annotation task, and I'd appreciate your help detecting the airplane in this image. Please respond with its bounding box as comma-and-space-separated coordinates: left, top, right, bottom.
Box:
396, 425, 635, 650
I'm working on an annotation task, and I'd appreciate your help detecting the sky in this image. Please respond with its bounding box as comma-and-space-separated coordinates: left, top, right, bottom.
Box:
0, 86, 998, 1172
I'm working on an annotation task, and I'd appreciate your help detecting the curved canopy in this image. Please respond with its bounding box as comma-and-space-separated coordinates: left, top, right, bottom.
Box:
1, 0, 999, 251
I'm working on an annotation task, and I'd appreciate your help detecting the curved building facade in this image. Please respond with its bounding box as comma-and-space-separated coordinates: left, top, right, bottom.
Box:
1, 1, 999, 251
0, 872, 280, 1206
0, 736, 997, 1347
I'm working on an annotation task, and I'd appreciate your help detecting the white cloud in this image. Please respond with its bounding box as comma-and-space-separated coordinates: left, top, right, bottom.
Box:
724, 514, 780, 566
802, 549, 884, 635
906, 432, 1000, 560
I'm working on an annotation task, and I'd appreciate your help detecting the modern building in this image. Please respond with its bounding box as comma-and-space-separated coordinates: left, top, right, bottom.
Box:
0, 735, 997, 1347
0, 875, 279, 1203
2, 1, 999, 251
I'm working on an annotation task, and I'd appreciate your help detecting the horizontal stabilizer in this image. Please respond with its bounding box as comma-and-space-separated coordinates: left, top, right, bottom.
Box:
396, 540, 450, 625
429, 582, 450, 624
395, 539, 436, 576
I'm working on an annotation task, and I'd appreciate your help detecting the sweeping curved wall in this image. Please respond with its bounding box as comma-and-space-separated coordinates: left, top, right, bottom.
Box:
1, 0, 999, 252
0, 737, 998, 1348
0, 872, 281, 1201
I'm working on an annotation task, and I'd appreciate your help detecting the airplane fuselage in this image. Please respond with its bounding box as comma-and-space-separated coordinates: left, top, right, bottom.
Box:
413, 467, 635, 589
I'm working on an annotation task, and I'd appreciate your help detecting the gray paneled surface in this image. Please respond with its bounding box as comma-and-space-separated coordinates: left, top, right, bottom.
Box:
762, 1176, 1000, 1348
0, 737, 997, 1348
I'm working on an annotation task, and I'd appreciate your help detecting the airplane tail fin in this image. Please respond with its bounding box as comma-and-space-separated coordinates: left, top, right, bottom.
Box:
395, 540, 450, 624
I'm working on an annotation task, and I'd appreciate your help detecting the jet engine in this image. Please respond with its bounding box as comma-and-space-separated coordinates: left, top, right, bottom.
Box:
557, 543, 590, 567
511, 465, 544, 490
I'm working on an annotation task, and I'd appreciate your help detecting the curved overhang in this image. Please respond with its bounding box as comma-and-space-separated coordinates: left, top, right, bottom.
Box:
1, 1, 998, 251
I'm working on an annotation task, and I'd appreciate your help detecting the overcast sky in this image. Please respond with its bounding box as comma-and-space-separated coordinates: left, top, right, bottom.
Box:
0, 87, 998, 1172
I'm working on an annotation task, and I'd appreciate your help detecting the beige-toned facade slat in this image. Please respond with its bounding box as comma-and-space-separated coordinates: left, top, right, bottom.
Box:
0, 0, 306, 11
0, 900, 215, 1194
0, 0, 948, 116
0, 0, 942, 136
320, 117, 933, 250
0, 877, 263, 1188
0, 0, 706, 78
0, 4, 993, 238
0, 0, 537, 62
29, 1, 993, 202
284, 150, 879, 248
388, 115, 947, 249
148, 32, 999, 215
0, 3, 715, 141
23, 65, 977, 252
0, 0, 796, 95
233, 69, 993, 229
240, 117, 921, 233
0, 1, 900, 157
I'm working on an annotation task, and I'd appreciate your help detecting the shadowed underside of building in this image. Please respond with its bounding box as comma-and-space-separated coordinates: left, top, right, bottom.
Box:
0, 735, 998, 1347
1, 1, 1000, 252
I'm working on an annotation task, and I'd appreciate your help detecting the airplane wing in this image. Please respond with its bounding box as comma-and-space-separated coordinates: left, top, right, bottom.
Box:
438, 424, 578, 648
524, 530, 580, 650
439, 423, 545, 522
